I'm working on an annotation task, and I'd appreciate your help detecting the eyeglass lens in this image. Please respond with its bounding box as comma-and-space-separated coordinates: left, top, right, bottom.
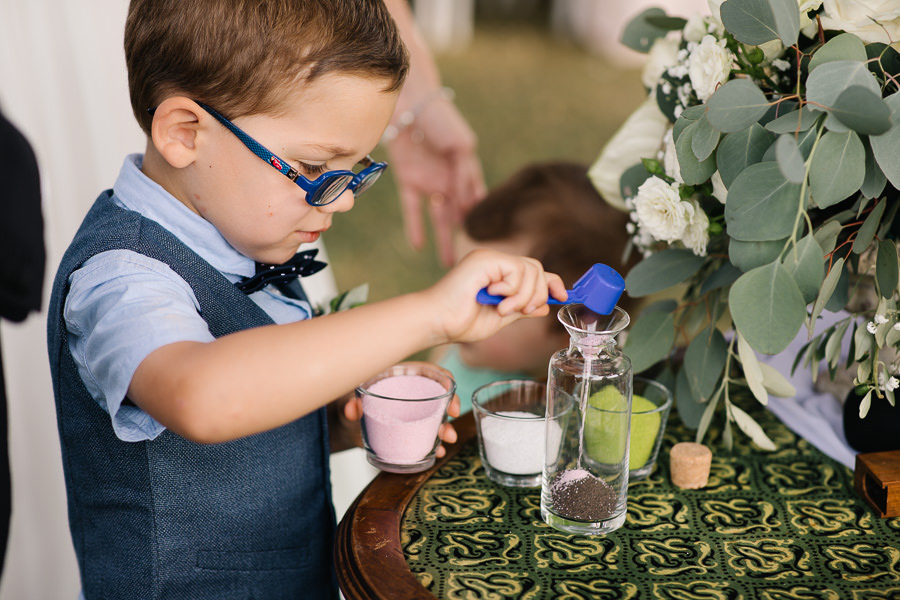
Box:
311, 174, 356, 206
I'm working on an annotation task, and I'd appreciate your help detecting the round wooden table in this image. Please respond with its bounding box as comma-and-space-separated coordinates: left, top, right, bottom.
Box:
334, 412, 477, 600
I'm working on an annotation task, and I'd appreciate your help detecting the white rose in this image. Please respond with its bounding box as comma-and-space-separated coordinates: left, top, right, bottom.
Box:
633, 176, 693, 243
711, 170, 728, 204
689, 35, 734, 101
681, 199, 710, 256
589, 97, 670, 210
683, 14, 708, 43
799, 0, 823, 13
707, 0, 726, 34
642, 36, 680, 91
662, 127, 683, 184
820, 0, 900, 46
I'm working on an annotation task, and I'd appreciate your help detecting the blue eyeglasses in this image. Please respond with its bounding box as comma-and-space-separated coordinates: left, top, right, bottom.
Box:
198, 102, 387, 206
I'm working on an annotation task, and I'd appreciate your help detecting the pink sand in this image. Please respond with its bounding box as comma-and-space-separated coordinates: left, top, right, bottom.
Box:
362, 375, 450, 464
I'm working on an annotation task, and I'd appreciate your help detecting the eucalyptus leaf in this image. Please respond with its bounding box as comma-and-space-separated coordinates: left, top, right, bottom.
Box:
684, 326, 728, 401
729, 402, 777, 450
825, 319, 850, 371
808, 33, 868, 72
831, 86, 893, 135
730, 238, 786, 272
706, 79, 770, 133
675, 367, 704, 429
644, 15, 689, 30
851, 199, 886, 254
729, 262, 806, 354
809, 257, 844, 329
765, 106, 820, 133
720, 0, 799, 46
813, 220, 842, 256
795, 125, 819, 159
676, 119, 718, 184
858, 389, 873, 418
620, 7, 670, 53
854, 319, 873, 361
870, 92, 900, 189
861, 140, 888, 199
806, 60, 882, 114
691, 115, 722, 161
809, 130, 866, 208
737, 330, 767, 405
823, 260, 850, 313
758, 362, 796, 397
716, 124, 775, 187
774, 134, 806, 183
640, 299, 679, 315
696, 388, 721, 444
878, 201, 900, 241
781, 234, 825, 303
623, 311, 676, 374
700, 262, 742, 294
624, 248, 706, 297
620, 162, 653, 201
823, 112, 851, 133
725, 162, 803, 241
876, 238, 899, 299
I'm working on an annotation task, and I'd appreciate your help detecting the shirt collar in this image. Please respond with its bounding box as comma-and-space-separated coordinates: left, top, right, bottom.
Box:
112, 154, 256, 279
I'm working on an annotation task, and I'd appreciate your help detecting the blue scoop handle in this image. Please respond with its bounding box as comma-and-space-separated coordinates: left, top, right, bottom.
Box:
476, 289, 574, 306
475, 263, 624, 315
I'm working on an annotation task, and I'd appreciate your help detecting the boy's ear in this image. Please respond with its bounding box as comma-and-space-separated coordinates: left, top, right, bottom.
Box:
150, 97, 205, 169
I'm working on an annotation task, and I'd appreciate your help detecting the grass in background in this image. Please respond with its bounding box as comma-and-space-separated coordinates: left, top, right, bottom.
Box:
327, 21, 645, 308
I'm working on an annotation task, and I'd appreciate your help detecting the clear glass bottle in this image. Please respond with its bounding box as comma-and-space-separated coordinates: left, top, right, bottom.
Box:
541, 303, 632, 535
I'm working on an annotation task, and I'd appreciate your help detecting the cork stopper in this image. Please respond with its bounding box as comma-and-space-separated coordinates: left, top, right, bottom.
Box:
670, 442, 712, 489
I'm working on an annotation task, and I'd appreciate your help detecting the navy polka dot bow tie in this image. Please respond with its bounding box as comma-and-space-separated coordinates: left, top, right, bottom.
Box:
235, 249, 327, 294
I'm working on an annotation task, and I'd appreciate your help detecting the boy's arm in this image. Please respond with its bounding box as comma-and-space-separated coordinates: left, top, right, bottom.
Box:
128, 249, 565, 444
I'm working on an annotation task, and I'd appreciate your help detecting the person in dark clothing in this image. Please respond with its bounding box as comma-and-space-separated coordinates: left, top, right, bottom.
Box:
0, 107, 45, 576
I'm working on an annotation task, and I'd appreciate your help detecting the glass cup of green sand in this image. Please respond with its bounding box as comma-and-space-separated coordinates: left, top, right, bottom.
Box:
583, 377, 672, 480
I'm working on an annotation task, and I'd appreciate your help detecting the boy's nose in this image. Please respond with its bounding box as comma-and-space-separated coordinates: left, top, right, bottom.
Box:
320, 188, 355, 213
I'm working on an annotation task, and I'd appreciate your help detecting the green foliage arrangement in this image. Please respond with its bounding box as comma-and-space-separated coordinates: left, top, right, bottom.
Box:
589, 0, 900, 449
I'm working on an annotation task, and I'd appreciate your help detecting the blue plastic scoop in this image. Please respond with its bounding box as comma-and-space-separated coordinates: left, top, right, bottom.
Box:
476, 263, 625, 315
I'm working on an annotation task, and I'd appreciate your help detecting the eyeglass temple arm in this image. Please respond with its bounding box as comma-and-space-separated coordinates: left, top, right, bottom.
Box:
196, 103, 299, 180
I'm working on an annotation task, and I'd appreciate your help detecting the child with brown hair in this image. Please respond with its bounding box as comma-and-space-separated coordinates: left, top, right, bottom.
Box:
46, 1, 564, 598
436, 160, 639, 411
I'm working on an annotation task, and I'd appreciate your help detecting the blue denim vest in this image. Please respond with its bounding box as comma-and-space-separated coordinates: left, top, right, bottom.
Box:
47, 192, 338, 599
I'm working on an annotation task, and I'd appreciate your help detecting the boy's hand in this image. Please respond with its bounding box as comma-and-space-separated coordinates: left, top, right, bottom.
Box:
427, 248, 567, 344
342, 362, 461, 458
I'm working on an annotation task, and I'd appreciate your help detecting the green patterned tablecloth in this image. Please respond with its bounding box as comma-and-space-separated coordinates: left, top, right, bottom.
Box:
400, 406, 900, 599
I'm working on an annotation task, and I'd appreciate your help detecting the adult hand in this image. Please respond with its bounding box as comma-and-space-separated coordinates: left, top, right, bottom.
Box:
386, 94, 485, 267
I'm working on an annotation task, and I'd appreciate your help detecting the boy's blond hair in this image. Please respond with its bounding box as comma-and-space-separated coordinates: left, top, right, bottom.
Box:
125, 0, 409, 135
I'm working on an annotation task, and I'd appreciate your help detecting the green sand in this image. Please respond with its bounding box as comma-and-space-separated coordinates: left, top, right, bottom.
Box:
583, 387, 661, 469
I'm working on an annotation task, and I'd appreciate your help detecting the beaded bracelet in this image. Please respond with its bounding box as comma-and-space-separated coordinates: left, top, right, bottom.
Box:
381, 86, 455, 143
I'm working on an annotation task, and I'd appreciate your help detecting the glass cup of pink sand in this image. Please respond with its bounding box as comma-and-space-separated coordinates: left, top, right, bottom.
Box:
472, 380, 556, 488
356, 363, 456, 474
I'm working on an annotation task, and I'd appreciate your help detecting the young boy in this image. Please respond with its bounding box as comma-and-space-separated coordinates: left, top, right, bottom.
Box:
46, 2, 564, 598
435, 161, 639, 412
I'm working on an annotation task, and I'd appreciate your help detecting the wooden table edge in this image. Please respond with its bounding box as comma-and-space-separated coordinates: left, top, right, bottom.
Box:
335, 412, 477, 600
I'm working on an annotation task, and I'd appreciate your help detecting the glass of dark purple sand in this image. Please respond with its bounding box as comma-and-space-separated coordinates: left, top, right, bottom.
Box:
540, 304, 632, 535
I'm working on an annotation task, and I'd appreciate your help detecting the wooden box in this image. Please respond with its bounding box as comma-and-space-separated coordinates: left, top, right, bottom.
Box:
854, 450, 900, 518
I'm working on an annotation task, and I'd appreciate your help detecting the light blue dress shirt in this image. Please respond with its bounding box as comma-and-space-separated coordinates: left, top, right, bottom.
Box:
64, 154, 312, 442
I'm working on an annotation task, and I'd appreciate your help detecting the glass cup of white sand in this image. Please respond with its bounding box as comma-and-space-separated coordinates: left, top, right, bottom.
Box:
627, 377, 673, 480
472, 380, 559, 487
356, 363, 456, 474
